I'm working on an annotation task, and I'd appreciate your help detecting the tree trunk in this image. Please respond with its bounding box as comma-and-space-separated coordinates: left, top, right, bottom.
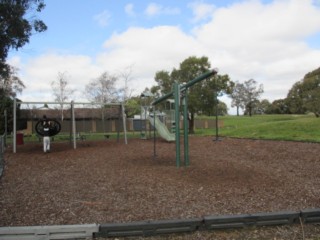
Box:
236, 106, 239, 116
188, 112, 195, 134
248, 103, 252, 117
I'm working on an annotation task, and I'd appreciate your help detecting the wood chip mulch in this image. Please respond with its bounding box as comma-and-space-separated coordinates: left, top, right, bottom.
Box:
0, 136, 319, 238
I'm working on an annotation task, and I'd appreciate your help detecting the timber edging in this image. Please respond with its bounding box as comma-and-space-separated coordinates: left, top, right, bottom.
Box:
0, 209, 319, 239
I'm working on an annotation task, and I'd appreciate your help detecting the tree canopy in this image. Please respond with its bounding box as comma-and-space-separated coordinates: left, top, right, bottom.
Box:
0, 0, 47, 78
229, 79, 264, 116
0, 66, 25, 98
286, 67, 320, 117
85, 72, 119, 104
0, 65, 25, 134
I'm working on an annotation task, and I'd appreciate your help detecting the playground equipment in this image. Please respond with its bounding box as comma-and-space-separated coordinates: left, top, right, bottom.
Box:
152, 69, 218, 167
35, 118, 61, 137
148, 114, 175, 142
140, 91, 176, 142
140, 91, 153, 139
11, 100, 127, 153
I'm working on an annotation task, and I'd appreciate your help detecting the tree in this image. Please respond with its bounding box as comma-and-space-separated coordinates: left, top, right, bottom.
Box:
0, 66, 25, 98
241, 79, 264, 117
286, 66, 320, 117
301, 78, 320, 117
85, 72, 119, 104
85, 72, 120, 129
252, 99, 271, 115
201, 74, 231, 116
117, 65, 134, 104
0, 66, 24, 134
299, 67, 320, 117
51, 72, 75, 121
125, 96, 140, 118
216, 101, 228, 116
230, 81, 245, 116
153, 56, 233, 133
265, 99, 289, 114
0, 0, 47, 78
286, 81, 306, 114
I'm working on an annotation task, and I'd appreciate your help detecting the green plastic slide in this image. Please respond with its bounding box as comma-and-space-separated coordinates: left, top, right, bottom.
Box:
148, 116, 175, 142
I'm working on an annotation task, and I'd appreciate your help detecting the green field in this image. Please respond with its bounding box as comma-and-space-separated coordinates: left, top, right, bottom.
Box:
196, 114, 320, 142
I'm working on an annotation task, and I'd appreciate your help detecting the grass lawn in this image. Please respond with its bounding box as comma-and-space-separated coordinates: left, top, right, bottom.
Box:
196, 114, 320, 142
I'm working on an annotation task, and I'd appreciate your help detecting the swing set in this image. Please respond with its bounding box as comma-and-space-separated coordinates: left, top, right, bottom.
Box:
11, 100, 127, 153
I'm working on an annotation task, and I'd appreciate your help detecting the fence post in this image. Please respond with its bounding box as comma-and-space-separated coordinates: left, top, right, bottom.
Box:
71, 101, 77, 149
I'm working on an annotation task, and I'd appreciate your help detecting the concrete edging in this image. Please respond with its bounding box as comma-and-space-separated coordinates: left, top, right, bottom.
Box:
0, 224, 99, 240
97, 209, 320, 238
0, 209, 320, 239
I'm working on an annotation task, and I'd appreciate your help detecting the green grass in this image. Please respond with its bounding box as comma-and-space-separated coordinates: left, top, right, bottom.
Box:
196, 114, 320, 142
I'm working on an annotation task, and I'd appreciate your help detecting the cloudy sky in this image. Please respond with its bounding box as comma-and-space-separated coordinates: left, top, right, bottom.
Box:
8, 0, 320, 114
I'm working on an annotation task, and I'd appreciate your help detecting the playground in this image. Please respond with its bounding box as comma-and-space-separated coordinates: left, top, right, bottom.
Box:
1, 136, 319, 227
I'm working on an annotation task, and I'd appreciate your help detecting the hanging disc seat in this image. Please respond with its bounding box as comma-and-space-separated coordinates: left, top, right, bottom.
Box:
35, 119, 61, 137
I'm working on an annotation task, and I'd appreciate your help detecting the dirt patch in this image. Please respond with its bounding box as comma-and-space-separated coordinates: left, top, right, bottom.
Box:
0, 137, 319, 227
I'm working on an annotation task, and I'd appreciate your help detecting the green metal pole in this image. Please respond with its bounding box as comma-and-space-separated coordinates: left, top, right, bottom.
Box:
180, 69, 218, 91
174, 82, 180, 168
182, 91, 189, 166
153, 106, 156, 159
152, 91, 173, 106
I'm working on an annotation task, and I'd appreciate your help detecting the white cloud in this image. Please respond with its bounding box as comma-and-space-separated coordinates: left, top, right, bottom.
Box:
188, 1, 216, 23
144, 3, 180, 17
93, 10, 112, 27
192, 0, 320, 101
18, 53, 102, 101
97, 26, 202, 93
145, 3, 161, 16
125, 3, 135, 17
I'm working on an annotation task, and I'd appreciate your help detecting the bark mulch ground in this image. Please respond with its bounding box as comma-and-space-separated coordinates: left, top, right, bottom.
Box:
0, 136, 319, 239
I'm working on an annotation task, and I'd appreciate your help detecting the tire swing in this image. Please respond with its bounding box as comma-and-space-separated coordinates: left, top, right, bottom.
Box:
35, 119, 61, 137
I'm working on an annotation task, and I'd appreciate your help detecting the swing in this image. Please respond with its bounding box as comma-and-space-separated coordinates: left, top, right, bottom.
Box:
35, 117, 61, 137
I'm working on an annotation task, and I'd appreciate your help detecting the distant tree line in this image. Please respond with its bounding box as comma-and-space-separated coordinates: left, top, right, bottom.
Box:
229, 66, 320, 117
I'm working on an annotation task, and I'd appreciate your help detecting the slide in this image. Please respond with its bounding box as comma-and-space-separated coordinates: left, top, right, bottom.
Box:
148, 116, 175, 142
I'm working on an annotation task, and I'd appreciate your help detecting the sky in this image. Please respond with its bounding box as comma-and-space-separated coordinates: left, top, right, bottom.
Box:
7, 0, 320, 114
